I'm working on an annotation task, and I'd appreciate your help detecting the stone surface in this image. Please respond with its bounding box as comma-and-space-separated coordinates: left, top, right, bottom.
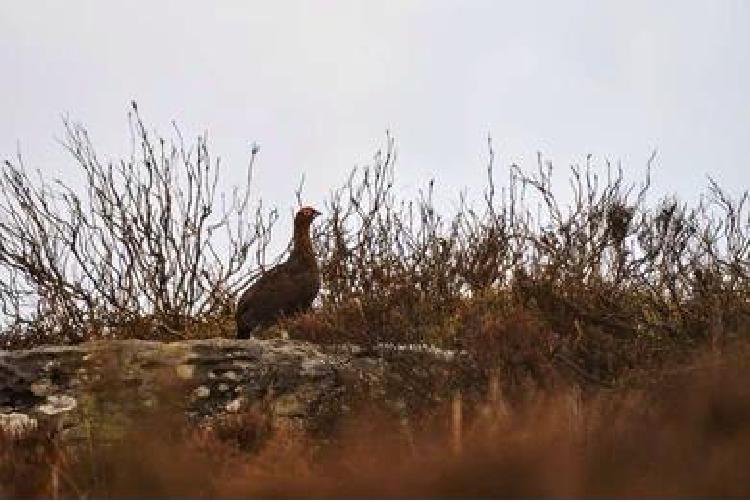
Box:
0, 338, 471, 440
0, 412, 37, 437
37, 395, 77, 415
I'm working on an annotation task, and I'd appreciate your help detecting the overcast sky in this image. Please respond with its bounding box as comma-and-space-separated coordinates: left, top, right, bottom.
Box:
1, 0, 748, 232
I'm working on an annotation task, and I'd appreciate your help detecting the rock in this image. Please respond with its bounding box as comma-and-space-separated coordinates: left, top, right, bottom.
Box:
175, 364, 195, 380
300, 358, 331, 378
37, 395, 77, 415
273, 393, 306, 417
0, 337, 475, 443
193, 386, 211, 399
0, 412, 38, 437
30, 381, 52, 397
225, 398, 243, 413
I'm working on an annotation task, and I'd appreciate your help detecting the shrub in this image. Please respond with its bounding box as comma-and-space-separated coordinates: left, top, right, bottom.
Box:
2, 108, 750, 387
0, 103, 277, 344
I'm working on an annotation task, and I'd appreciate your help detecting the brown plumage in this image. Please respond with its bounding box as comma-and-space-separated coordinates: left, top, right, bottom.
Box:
235, 206, 322, 339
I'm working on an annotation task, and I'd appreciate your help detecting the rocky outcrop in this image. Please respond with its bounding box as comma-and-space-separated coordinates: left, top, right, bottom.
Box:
0, 338, 470, 440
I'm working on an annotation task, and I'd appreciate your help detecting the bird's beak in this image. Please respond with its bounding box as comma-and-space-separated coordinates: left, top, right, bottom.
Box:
312, 208, 322, 218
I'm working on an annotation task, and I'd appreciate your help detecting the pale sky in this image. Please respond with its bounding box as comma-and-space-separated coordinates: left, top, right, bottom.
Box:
1, 0, 748, 237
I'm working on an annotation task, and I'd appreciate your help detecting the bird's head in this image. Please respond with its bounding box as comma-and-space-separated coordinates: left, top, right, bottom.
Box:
295, 206, 322, 228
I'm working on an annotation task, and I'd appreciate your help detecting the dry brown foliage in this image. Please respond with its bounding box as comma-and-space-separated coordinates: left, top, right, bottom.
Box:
286, 137, 750, 386
1, 102, 277, 344
2, 349, 749, 498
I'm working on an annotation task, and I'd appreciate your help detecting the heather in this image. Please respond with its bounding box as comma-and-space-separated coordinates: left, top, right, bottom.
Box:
1, 107, 749, 497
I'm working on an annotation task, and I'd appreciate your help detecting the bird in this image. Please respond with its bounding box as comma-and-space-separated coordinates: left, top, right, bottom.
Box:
235, 206, 322, 339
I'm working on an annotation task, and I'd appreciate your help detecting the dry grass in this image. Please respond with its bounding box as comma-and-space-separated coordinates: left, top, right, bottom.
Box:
2, 348, 749, 498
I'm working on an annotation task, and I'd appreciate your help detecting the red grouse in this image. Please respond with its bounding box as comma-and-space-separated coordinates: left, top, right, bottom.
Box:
235, 206, 322, 339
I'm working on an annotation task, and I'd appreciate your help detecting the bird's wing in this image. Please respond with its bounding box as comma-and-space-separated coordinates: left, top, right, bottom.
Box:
237, 262, 300, 316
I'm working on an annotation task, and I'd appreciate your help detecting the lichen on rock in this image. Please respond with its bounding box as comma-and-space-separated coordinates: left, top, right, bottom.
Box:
37, 395, 77, 415
0, 412, 38, 437
0, 337, 473, 444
